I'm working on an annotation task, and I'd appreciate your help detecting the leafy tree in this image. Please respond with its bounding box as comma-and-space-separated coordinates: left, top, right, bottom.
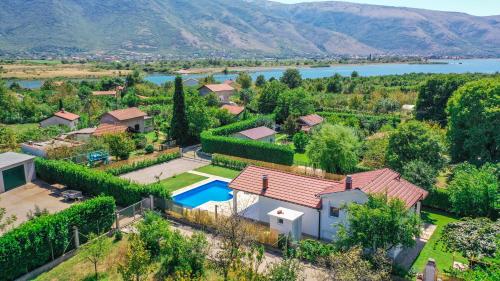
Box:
327, 77, 342, 93
440, 218, 499, 262
255, 74, 266, 87
119, 234, 151, 281
280, 69, 302, 89
374, 98, 400, 113
401, 160, 438, 190
258, 80, 286, 114
274, 88, 314, 123
239, 88, 255, 106
318, 247, 391, 281
81, 233, 111, 279
360, 134, 389, 169
125, 69, 143, 87
122, 92, 140, 107
0, 126, 17, 152
104, 133, 135, 160
306, 124, 360, 174
236, 72, 252, 89
338, 194, 422, 253
0, 198, 16, 232
204, 92, 220, 107
416, 75, 470, 125
386, 120, 447, 172
293, 131, 309, 153
447, 79, 499, 165
170, 76, 189, 145
266, 258, 301, 281
282, 115, 299, 136
137, 211, 171, 257
186, 93, 219, 141
447, 163, 499, 218
351, 71, 359, 78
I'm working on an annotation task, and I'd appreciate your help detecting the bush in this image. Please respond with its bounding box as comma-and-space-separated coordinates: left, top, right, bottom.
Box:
297, 239, 336, 263
35, 158, 170, 206
212, 154, 248, 171
318, 111, 401, 134
105, 151, 180, 176
0, 196, 116, 281
145, 144, 154, 154
201, 115, 294, 165
422, 188, 451, 211
292, 132, 309, 153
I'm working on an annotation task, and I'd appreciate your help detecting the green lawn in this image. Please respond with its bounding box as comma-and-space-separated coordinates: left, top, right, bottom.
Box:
293, 152, 309, 165
195, 165, 241, 179
411, 208, 467, 273
2, 123, 38, 134
155, 172, 208, 192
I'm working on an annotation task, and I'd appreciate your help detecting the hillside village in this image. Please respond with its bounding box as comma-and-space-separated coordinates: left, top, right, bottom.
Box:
0, 65, 498, 281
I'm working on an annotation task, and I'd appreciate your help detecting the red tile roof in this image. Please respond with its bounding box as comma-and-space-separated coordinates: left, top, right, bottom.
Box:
231, 166, 429, 209
221, 104, 245, 115
201, 84, 234, 92
105, 107, 147, 121
237, 126, 276, 140
230, 166, 338, 209
93, 123, 128, 137
54, 110, 80, 121
299, 114, 324, 127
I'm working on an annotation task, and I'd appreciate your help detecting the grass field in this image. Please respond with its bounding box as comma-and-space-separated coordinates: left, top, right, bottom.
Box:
0, 63, 131, 79
1, 123, 39, 135
195, 165, 241, 179
411, 208, 467, 273
156, 172, 208, 192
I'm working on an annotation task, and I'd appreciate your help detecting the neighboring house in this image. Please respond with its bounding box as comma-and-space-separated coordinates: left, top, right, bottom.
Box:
221, 104, 245, 117
297, 114, 324, 133
40, 109, 80, 129
230, 166, 428, 243
233, 126, 276, 143
223, 79, 238, 88
63, 127, 97, 142
183, 78, 199, 87
199, 84, 235, 103
0, 152, 36, 193
92, 90, 117, 97
93, 123, 128, 137
21, 139, 84, 158
100, 107, 152, 133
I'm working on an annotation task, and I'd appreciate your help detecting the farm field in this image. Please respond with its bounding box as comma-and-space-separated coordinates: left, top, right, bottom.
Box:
1, 63, 130, 79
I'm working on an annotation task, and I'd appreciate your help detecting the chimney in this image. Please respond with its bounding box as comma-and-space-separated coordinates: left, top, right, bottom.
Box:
262, 175, 269, 191
346, 175, 352, 190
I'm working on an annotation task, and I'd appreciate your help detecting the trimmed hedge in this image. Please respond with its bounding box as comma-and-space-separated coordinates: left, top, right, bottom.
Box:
35, 158, 170, 206
201, 116, 294, 165
105, 151, 180, 176
318, 111, 401, 133
422, 188, 452, 212
0, 196, 116, 281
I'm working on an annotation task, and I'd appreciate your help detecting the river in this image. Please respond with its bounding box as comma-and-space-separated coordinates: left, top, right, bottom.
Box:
6, 59, 500, 89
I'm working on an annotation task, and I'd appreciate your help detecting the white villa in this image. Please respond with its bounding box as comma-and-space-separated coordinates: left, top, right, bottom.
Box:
229, 166, 428, 241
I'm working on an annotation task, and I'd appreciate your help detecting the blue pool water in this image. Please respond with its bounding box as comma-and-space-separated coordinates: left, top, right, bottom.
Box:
173, 180, 233, 208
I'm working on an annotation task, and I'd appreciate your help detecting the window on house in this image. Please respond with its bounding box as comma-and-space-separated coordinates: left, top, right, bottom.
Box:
278, 218, 284, 224
329, 207, 340, 218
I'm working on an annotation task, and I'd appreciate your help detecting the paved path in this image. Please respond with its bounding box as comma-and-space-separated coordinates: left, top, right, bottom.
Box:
120, 158, 208, 184
394, 223, 437, 270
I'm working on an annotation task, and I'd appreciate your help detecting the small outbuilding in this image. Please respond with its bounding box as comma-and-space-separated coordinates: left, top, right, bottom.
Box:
0, 152, 36, 193
40, 109, 80, 130
268, 207, 304, 241
233, 126, 276, 143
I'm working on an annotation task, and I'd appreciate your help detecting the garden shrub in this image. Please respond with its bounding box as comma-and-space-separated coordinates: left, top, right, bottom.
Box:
105, 151, 180, 176
0, 196, 116, 281
35, 158, 170, 206
201, 115, 294, 165
318, 111, 401, 133
297, 239, 336, 263
422, 188, 452, 211
145, 144, 155, 154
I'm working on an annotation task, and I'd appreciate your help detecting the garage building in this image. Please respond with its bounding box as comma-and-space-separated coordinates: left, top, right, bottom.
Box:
0, 152, 36, 193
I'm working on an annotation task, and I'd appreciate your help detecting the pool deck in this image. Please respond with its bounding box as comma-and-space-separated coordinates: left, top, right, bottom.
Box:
173, 171, 258, 216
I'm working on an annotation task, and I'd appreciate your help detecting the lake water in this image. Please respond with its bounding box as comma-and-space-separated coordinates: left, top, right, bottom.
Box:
7, 59, 500, 89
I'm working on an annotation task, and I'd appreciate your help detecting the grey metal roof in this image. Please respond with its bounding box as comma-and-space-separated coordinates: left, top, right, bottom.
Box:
0, 152, 35, 170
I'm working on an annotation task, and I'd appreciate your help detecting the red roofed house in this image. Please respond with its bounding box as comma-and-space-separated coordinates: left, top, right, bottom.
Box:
230, 166, 428, 247
199, 84, 235, 103
40, 109, 80, 129
221, 104, 245, 117
233, 126, 277, 143
92, 123, 128, 137
100, 107, 152, 133
297, 114, 324, 133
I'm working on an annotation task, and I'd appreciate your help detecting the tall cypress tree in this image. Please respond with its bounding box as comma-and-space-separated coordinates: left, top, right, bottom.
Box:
170, 76, 189, 145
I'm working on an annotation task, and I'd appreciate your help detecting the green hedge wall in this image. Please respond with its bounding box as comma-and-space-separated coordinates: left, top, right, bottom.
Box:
422, 188, 452, 212
201, 116, 294, 165
318, 111, 401, 133
0, 196, 116, 281
35, 158, 170, 206
105, 151, 180, 176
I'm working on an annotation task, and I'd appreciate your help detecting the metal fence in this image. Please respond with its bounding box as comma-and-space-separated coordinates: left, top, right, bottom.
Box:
115, 197, 152, 229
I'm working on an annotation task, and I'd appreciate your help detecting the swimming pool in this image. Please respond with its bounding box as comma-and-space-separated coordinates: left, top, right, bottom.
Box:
173, 180, 233, 208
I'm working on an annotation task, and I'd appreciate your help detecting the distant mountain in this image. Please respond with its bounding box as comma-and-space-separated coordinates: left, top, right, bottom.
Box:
0, 0, 499, 57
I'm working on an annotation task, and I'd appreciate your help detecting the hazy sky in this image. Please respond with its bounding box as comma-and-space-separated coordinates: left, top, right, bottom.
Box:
274, 0, 500, 16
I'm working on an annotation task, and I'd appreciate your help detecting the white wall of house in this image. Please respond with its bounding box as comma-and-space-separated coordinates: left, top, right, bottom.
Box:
251, 196, 320, 237
319, 189, 368, 241
40, 116, 78, 129
199, 88, 234, 102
